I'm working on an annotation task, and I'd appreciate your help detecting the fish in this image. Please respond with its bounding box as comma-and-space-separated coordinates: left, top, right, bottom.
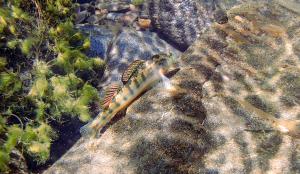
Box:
211, 92, 300, 138
80, 53, 177, 138
237, 98, 300, 138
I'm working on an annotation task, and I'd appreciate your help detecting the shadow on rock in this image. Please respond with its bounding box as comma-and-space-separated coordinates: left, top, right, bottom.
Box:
128, 130, 217, 173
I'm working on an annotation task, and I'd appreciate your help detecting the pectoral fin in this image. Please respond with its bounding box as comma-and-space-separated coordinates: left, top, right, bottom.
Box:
101, 83, 121, 109
277, 119, 300, 138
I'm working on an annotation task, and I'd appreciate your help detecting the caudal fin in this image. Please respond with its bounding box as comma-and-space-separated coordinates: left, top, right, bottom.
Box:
277, 119, 300, 138
80, 121, 97, 138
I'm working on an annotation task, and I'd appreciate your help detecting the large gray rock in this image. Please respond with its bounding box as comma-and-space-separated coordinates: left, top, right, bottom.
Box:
45, 1, 300, 173
101, 27, 181, 86
78, 24, 181, 88
141, 0, 215, 50
141, 0, 269, 50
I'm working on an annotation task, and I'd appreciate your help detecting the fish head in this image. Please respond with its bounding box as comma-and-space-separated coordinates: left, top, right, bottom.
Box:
151, 53, 178, 74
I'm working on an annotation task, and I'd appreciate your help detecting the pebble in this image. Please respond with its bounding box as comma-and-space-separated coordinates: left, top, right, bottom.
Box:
121, 12, 138, 25
86, 14, 105, 24
106, 13, 124, 21
129, 4, 139, 12
95, 9, 108, 15
75, 11, 91, 24
137, 18, 151, 29
80, 3, 91, 11
96, 2, 130, 12
80, 3, 95, 13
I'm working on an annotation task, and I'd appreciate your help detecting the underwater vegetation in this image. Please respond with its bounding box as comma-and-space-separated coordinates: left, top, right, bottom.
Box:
131, 0, 144, 6
0, 0, 105, 172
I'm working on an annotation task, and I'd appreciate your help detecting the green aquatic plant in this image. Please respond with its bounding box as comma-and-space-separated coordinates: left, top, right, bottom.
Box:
0, 0, 105, 172
0, 71, 22, 97
132, 0, 145, 6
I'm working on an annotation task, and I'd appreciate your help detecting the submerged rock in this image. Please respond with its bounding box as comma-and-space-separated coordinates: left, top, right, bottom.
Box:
102, 27, 181, 86
137, 18, 151, 29
9, 149, 28, 174
45, 1, 300, 173
121, 12, 138, 26
141, 0, 215, 50
86, 14, 105, 24
79, 3, 95, 13
75, 11, 91, 24
105, 12, 138, 25
140, 0, 264, 50
106, 12, 124, 21
78, 25, 116, 59
95, 1, 130, 12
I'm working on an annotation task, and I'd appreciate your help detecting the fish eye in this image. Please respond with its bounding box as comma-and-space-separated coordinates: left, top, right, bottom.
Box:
152, 53, 171, 67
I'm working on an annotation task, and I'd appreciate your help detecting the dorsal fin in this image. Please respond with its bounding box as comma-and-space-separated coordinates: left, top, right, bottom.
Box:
101, 83, 121, 109
121, 60, 145, 85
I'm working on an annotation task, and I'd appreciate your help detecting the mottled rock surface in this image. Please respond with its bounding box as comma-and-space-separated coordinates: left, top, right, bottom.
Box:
142, 0, 215, 50
101, 27, 181, 87
141, 0, 278, 50
45, 1, 300, 173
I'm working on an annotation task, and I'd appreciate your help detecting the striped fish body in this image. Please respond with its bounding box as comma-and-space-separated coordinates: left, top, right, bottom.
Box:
80, 62, 165, 137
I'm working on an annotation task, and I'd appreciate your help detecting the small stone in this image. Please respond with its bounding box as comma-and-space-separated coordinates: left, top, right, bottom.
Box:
108, 3, 130, 12
121, 12, 138, 25
80, 3, 90, 11
102, 9, 108, 14
139, 14, 149, 19
132, 22, 140, 30
86, 14, 105, 24
106, 13, 123, 21
137, 18, 151, 29
80, 3, 95, 13
95, 9, 108, 15
88, 7, 95, 14
96, 2, 130, 12
129, 4, 139, 12
95, 9, 101, 15
75, 11, 90, 24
